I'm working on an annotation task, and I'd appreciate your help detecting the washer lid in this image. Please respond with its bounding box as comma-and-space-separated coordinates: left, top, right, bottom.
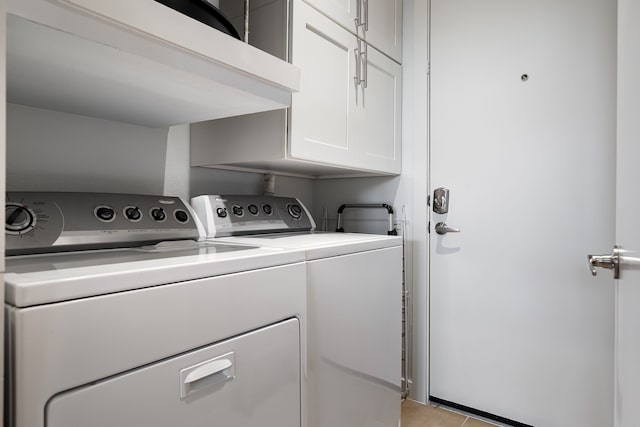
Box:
5, 241, 304, 307
216, 232, 403, 260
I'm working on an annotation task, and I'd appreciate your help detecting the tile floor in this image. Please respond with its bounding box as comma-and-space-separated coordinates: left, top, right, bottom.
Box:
402, 400, 499, 427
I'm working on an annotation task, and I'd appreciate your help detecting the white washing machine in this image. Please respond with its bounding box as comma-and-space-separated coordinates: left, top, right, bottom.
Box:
191, 195, 403, 427
4, 192, 306, 427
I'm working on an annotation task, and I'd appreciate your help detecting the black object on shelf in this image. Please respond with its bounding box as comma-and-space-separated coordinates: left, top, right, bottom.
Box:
335, 203, 398, 236
154, 0, 241, 40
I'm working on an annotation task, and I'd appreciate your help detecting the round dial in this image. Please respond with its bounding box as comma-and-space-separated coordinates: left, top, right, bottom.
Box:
262, 204, 273, 215
247, 204, 259, 215
216, 207, 228, 218
151, 207, 166, 222
124, 206, 142, 221
6, 203, 36, 234
232, 205, 244, 217
95, 206, 116, 222
287, 204, 303, 220
174, 210, 189, 223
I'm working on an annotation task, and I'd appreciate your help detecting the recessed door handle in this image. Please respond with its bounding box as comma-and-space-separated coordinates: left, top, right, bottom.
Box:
435, 222, 460, 235
180, 352, 235, 398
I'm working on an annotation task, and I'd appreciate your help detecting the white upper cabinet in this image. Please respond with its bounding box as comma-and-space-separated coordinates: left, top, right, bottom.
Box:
290, 1, 401, 173
288, 1, 359, 168
6, 0, 300, 127
303, 0, 403, 62
357, 43, 402, 174
191, 0, 401, 177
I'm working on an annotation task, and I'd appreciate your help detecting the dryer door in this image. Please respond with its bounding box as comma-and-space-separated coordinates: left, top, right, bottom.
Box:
46, 318, 300, 427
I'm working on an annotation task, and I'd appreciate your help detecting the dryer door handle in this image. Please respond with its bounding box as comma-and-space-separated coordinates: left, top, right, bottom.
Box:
184, 359, 232, 384
180, 352, 235, 398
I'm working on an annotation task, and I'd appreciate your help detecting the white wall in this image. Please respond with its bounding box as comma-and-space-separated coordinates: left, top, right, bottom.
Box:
7, 103, 168, 194
6, 104, 314, 211
191, 167, 314, 211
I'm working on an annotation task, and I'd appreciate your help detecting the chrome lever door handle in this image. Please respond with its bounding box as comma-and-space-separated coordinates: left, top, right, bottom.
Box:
435, 222, 460, 235
587, 246, 620, 279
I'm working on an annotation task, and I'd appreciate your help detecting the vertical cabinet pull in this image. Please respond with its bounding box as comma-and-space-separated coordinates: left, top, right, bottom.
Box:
354, 3, 369, 88
362, 0, 369, 31
354, 40, 362, 86
362, 42, 368, 88
355, 0, 368, 31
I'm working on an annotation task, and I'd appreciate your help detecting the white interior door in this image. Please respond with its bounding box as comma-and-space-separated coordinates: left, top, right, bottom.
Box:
614, 0, 640, 425
429, 1, 617, 426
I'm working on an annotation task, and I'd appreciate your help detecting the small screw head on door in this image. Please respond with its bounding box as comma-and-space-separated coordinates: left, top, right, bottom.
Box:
521, 74, 529, 82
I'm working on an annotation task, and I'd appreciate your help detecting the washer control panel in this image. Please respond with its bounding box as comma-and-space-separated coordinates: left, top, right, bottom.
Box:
191, 195, 315, 238
6, 192, 203, 255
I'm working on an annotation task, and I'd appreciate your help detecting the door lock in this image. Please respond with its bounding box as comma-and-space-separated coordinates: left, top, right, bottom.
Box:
433, 187, 450, 214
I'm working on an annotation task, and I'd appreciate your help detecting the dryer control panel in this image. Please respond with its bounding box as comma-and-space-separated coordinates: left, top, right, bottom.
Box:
191, 195, 315, 238
6, 192, 204, 255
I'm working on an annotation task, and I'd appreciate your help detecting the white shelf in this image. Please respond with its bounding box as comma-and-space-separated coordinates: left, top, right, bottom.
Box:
7, 0, 301, 127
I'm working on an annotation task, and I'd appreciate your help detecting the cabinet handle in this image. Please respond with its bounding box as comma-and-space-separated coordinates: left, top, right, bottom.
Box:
362, 42, 368, 88
243, 0, 249, 42
355, 0, 362, 28
362, 0, 369, 31
354, 39, 362, 86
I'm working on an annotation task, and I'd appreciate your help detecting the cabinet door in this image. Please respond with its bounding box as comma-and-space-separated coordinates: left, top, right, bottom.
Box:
302, 0, 359, 35
358, 43, 402, 174
364, 0, 403, 63
289, 1, 359, 168
304, 0, 402, 62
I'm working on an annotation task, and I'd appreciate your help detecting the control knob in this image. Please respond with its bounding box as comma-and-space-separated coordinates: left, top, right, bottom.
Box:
232, 205, 244, 217
151, 208, 166, 222
95, 206, 116, 222
125, 207, 142, 221
287, 204, 303, 220
6, 204, 36, 234
248, 204, 259, 215
174, 210, 189, 223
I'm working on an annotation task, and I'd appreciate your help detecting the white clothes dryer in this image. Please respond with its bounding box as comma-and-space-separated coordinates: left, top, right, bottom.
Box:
5, 192, 306, 427
192, 194, 403, 427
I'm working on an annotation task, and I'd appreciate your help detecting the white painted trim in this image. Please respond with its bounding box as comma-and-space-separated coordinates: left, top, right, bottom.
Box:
402, 0, 430, 403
